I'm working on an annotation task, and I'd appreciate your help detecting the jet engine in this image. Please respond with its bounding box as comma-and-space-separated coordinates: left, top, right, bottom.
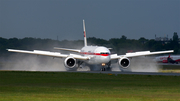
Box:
118, 57, 130, 68
64, 57, 76, 69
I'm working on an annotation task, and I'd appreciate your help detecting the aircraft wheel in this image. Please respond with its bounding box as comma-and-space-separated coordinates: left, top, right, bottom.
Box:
101, 68, 106, 71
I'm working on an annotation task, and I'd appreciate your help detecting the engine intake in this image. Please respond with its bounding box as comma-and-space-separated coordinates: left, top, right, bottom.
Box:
64, 57, 76, 68
118, 57, 130, 68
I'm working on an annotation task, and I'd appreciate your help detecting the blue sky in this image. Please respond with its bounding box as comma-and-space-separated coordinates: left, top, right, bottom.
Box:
0, 0, 179, 40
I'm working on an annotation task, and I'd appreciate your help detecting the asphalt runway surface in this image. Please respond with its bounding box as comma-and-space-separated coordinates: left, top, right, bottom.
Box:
52, 71, 180, 76
1, 60, 180, 76
1, 69, 180, 76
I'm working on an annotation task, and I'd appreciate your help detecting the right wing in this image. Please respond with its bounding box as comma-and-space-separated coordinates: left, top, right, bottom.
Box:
110, 50, 174, 60
7, 49, 89, 60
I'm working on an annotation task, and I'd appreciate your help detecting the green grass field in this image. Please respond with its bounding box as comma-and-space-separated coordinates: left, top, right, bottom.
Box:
0, 71, 180, 101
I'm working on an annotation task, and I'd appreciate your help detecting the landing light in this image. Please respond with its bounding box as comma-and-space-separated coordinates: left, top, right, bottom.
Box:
102, 63, 106, 66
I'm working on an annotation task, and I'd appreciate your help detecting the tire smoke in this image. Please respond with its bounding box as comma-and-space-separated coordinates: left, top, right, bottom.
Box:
1, 54, 66, 71
111, 56, 160, 72
128, 56, 161, 72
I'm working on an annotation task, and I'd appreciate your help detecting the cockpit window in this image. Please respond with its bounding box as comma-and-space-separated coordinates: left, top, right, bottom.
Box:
100, 52, 110, 55
99, 52, 110, 56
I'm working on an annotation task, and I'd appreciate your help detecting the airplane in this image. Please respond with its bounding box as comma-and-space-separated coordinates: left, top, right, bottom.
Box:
7, 20, 174, 71
155, 55, 180, 64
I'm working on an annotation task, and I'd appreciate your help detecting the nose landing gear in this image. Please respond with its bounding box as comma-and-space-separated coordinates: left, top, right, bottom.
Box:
101, 67, 106, 71
101, 62, 111, 71
101, 67, 111, 71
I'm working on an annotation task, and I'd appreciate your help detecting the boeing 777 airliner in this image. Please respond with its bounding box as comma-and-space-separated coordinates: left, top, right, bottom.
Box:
8, 20, 173, 71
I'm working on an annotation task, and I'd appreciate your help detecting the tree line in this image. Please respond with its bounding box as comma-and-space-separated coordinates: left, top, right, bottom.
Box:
0, 33, 179, 57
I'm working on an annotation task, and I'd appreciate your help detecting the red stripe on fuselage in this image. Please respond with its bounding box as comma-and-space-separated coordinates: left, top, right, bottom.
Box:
80, 52, 109, 56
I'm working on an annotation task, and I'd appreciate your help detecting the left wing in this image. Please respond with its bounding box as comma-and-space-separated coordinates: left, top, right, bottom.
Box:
111, 50, 174, 60
7, 49, 89, 60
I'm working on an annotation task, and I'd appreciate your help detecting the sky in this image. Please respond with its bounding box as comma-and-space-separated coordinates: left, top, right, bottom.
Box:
0, 0, 179, 40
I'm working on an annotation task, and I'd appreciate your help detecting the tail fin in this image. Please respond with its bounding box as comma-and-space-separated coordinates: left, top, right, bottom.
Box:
168, 54, 171, 58
83, 19, 87, 46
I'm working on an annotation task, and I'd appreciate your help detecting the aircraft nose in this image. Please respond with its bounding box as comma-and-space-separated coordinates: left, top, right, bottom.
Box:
103, 55, 111, 63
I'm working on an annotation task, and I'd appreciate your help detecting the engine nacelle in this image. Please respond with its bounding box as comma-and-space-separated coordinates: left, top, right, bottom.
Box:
64, 57, 76, 68
118, 57, 130, 68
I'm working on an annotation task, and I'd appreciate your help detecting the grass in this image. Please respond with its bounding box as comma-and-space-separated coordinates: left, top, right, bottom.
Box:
0, 71, 180, 101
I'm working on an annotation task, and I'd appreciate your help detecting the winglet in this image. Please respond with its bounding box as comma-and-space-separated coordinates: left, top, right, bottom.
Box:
83, 19, 87, 46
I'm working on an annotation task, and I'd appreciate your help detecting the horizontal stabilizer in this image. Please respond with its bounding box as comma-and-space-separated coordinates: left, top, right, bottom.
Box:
54, 47, 81, 52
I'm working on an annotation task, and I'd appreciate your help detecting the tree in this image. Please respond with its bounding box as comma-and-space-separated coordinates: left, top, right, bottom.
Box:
172, 32, 179, 54
120, 35, 127, 40
138, 37, 148, 45
173, 32, 178, 42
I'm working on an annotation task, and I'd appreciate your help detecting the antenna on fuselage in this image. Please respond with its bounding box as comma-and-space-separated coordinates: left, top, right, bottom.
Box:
83, 19, 87, 46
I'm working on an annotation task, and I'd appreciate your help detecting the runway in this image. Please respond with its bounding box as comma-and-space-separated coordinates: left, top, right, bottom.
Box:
1, 69, 180, 76
56, 71, 180, 76
1, 59, 180, 76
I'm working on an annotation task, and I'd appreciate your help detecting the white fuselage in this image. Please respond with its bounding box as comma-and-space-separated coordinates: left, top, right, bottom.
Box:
80, 46, 111, 65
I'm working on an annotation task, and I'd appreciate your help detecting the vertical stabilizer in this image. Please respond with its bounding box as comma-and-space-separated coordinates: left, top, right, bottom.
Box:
168, 54, 171, 58
83, 20, 87, 46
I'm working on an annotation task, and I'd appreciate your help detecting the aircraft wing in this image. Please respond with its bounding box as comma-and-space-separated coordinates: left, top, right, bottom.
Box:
7, 49, 89, 60
110, 50, 174, 60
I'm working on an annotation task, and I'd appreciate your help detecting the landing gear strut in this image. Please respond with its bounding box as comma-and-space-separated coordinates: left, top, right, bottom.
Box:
101, 61, 111, 71
101, 67, 106, 71
77, 61, 83, 68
